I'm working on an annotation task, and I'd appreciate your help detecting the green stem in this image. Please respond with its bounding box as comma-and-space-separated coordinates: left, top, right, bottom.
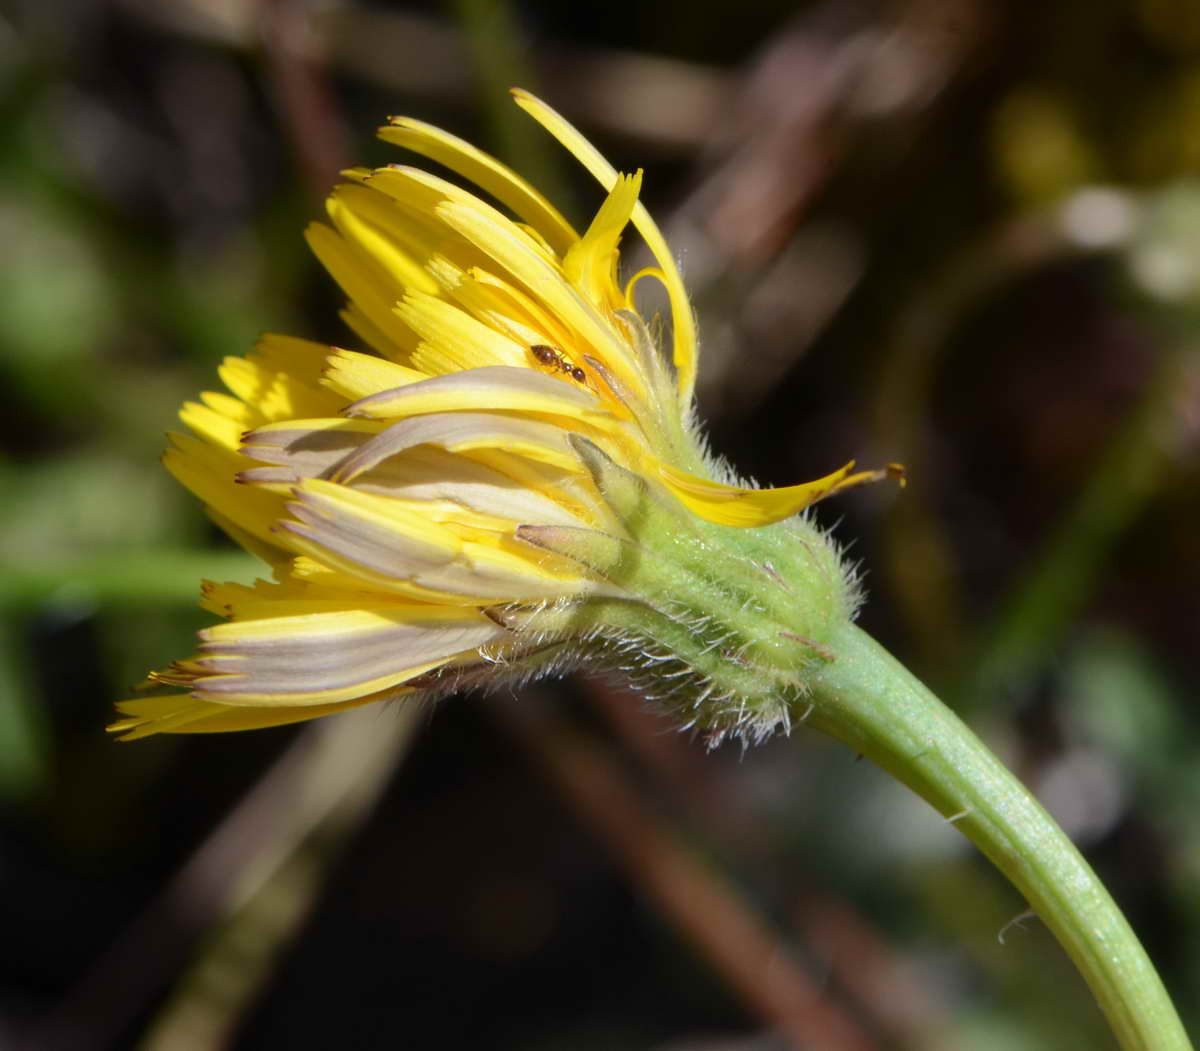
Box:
808, 622, 1191, 1051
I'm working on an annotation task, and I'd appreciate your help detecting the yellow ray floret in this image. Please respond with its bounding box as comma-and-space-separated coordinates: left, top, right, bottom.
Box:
325, 188, 443, 298
173, 604, 505, 705
656, 462, 906, 528
393, 289, 530, 372
377, 116, 579, 256
164, 434, 287, 546
511, 89, 698, 405
563, 170, 642, 312
253, 334, 338, 386
321, 348, 428, 402
431, 201, 650, 401
110, 690, 400, 739
305, 221, 414, 352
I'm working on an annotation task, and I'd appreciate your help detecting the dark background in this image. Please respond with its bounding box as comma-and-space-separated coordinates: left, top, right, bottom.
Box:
2, 0, 1199, 1047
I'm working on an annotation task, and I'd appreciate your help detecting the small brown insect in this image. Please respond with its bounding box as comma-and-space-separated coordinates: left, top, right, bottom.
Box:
529, 344, 587, 384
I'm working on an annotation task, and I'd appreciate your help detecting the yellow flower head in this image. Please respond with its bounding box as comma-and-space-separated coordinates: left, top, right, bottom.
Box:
112, 91, 900, 744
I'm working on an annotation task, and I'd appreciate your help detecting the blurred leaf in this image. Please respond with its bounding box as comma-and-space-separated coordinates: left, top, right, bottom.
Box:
0, 453, 204, 565
0, 616, 50, 799
0, 189, 118, 414
0, 549, 260, 612
1061, 627, 1182, 766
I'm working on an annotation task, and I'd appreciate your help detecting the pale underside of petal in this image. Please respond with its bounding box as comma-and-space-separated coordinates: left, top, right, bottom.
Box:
378, 117, 579, 256
280, 480, 595, 601
349, 445, 588, 527
239, 416, 586, 526
240, 418, 383, 484
185, 605, 507, 705
281, 477, 460, 578
328, 410, 581, 483
343, 365, 603, 424
433, 447, 605, 528
511, 89, 698, 404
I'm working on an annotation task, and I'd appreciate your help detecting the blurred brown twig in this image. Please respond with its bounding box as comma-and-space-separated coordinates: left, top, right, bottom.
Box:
491, 685, 879, 1051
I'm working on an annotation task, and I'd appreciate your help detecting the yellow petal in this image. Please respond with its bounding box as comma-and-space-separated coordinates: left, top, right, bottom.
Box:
253, 334, 338, 390
199, 576, 384, 620
321, 348, 428, 403
511, 89, 698, 405
180, 398, 251, 452
434, 199, 649, 401
164, 433, 287, 546
394, 289, 528, 371
378, 116, 579, 256
204, 509, 293, 568
109, 690, 401, 739
655, 461, 899, 528
455, 268, 578, 357
305, 221, 413, 352
563, 170, 642, 310
218, 354, 342, 422
199, 390, 259, 429
364, 165, 556, 266
357, 166, 537, 291
339, 303, 418, 363
326, 184, 442, 296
